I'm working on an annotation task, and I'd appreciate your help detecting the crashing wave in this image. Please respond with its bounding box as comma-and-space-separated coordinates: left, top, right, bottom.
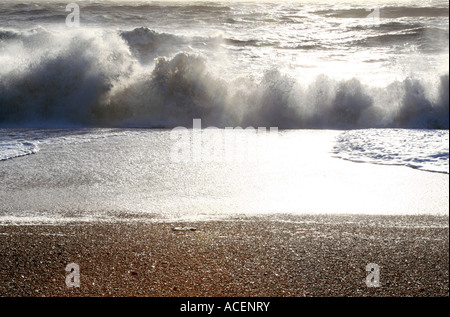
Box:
0, 27, 448, 129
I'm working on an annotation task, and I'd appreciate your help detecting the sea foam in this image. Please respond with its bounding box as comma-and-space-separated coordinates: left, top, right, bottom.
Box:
0, 24, 448, 129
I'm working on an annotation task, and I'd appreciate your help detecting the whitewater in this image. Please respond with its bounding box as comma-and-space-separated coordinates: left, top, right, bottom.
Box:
0, 0, 448, 129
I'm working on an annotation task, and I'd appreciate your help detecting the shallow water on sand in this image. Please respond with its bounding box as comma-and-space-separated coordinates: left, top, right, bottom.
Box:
0, 129, 448, 224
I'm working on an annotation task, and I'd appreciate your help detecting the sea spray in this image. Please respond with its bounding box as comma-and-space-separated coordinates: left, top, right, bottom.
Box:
0, 29, 447, 129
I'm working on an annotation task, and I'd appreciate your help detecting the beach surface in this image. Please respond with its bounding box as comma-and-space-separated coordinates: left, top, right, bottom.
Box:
1, 214, 448, 297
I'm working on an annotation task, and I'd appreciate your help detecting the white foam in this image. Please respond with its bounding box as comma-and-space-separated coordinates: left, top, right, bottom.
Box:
0, 140, 39, 161
0, 25, 448, 129
333, 129, 449, 174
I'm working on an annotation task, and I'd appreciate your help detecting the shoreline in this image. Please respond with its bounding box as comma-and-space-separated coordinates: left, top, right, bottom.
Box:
0, 214, 448, 297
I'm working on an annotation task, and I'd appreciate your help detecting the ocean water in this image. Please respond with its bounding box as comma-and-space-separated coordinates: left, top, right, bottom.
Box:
0, 1, 448, 223
0, 0, 448, 129
0, 128, 448, 224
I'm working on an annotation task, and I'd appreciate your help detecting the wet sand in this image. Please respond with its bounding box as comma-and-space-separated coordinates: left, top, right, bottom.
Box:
0, 214, 448, 297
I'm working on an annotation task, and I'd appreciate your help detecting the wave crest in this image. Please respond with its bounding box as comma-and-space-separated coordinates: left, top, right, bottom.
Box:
0, 28, 448, 129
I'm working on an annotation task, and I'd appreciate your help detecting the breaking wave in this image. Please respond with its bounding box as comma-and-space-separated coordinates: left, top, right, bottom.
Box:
354, 26, 449, 51
0, 27, 448, 129
314, 6, 449, 18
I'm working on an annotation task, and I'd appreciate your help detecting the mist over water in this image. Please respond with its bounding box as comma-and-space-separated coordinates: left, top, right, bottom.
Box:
0, 1, 448, 129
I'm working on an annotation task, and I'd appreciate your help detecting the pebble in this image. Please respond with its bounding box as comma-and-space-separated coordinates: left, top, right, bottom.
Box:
172, 227, 197, 232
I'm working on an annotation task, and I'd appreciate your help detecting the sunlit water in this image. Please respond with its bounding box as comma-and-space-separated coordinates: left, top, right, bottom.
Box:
333, 129, 449, 174
0, 128, 448, 224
